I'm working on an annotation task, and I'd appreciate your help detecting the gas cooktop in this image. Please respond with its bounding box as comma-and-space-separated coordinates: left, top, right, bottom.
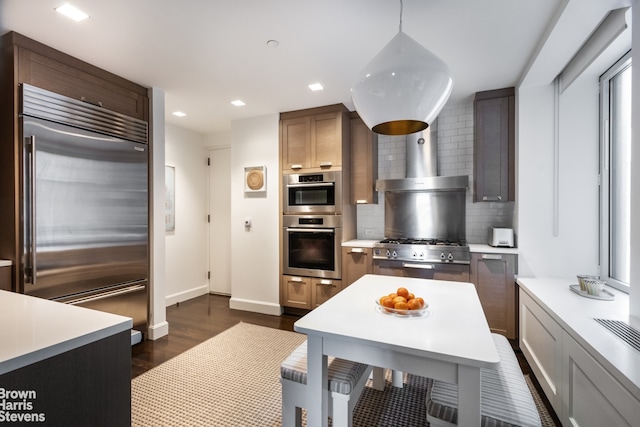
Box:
374, 237, 470, 264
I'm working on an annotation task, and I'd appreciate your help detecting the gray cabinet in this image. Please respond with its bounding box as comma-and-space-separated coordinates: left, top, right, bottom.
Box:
473, 87, 515, 202
470, 252, 517, 339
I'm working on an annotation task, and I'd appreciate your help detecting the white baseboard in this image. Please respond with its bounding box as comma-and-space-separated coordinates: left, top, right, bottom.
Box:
165, 285, 209, 307
147, 320, 169, 340
229, 297, 283, 316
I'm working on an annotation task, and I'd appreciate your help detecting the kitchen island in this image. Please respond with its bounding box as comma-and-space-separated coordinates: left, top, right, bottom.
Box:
0, 290, 132, 426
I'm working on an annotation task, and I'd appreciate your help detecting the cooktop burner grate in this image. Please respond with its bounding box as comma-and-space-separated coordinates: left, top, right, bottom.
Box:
594, 319, 640, 352
378, 238, 467, 246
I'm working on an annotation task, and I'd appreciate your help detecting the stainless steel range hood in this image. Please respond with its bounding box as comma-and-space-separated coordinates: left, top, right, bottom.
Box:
375, 128, 468, 192
376, 127, 468, 241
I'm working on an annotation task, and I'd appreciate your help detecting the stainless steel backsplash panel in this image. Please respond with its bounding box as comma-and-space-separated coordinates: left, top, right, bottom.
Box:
383, 190, 466, 240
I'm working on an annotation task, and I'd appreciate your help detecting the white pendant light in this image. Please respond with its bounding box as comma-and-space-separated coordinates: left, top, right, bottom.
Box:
351, 0, 453, 135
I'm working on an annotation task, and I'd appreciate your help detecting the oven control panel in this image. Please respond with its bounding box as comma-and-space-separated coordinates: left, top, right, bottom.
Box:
373, 245, 470, 264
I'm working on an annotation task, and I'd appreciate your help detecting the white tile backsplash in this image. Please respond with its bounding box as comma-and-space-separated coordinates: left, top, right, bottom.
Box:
355, 102, 515, 244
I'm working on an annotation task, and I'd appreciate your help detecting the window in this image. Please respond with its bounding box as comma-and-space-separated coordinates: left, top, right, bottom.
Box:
600, 51, 631, 292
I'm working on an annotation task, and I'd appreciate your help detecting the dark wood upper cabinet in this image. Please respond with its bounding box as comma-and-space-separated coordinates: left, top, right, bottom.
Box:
280, 104, 349, 173
473, 87, 515, 202
349, 112, 378, 205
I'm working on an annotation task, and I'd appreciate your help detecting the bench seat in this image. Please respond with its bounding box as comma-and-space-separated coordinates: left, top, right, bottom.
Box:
426, 333, 541, 427
280, 340, 376, 427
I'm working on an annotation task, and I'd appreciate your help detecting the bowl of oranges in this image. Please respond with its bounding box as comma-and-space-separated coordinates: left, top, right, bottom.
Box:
376, 287, 429, 317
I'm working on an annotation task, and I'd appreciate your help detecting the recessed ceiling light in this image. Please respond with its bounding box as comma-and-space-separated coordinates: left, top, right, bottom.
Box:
55, 3, 89, 22
230, 100, 245, 107
308, 83, 324, 91
266, 40, 280, 48
172, 111, 187, 117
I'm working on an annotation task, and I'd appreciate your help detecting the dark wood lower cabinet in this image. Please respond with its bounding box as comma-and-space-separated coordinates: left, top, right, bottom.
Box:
342, 247, 373, 287
470, 252, 517, 339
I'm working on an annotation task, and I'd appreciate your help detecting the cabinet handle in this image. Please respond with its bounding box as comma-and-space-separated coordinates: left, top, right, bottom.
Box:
482, 196, 502, 201
290, 164, 303, 170
481, 254, 503, 260
319, 161, 332, 167
80, 96, 103, 108
355, 199, 368, 204
319, 279, 334, 286
290, 277, 304, 282
348, 248, 366, 254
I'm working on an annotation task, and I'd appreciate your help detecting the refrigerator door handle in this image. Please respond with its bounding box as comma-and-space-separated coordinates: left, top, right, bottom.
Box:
65, 284, 147, 306
26, 135, 37, 286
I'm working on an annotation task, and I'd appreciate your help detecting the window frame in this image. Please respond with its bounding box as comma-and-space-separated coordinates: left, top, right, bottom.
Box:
599, 50, 632, 293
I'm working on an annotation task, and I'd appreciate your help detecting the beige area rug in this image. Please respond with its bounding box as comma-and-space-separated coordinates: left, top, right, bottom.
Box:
132, 322, 558, 426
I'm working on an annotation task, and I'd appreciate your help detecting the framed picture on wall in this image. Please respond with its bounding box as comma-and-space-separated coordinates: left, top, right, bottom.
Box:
165, 165, 175, 231
244, 165, 266, 193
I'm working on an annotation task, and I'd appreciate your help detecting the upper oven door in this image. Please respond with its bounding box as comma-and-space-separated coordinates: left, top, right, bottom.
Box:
283, 172, 342, 214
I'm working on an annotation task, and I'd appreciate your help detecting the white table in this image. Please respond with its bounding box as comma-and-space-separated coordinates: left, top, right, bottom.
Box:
294, 274, 499, 427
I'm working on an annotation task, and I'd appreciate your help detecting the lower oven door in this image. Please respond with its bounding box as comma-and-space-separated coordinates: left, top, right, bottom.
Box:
283, 227, 342, 279
373, 259, 470, 282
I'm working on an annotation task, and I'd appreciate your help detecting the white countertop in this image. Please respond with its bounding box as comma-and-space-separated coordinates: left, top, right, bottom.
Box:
0, 290, 132, 375
0, 260, 12, 268
341, 239, 378, 248
517, 277, 640, 400
469, 244, 518, 254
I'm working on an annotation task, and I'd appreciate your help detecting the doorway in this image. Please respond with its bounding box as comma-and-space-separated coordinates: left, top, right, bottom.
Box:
208, 147, 231, 295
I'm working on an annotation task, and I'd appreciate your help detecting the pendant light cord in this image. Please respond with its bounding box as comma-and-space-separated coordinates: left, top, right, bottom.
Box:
399, 0, 403, 32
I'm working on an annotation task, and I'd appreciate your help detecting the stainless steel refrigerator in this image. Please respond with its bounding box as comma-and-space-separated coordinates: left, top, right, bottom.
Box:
20, 84, 149, 330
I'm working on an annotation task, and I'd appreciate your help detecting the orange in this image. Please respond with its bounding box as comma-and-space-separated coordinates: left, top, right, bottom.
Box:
407, 298, 422, 310
394, 301, 409, 314
407, 292, 415, 301
380, 296, 395, 308
396, 287, 409, 299
415, 297, 425, 308
388, 292, 398, 299
392, 296, 407, 305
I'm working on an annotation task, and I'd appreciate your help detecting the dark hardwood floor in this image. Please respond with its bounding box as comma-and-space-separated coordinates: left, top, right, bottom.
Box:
131, 293, 561, 426
131, 293, 300, 378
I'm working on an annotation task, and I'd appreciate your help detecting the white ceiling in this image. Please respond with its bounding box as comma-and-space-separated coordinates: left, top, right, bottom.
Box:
0, 0, 619, 135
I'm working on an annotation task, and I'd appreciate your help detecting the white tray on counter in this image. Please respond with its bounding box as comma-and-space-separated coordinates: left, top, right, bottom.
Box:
569, 284, 615, 301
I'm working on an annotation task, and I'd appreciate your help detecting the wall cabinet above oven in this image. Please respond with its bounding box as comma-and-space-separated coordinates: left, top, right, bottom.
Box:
473, 87, 515, 202
280, 104, 350, 173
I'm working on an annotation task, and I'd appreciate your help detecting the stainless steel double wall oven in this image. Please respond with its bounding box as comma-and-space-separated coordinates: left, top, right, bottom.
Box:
282, 171, 343, 280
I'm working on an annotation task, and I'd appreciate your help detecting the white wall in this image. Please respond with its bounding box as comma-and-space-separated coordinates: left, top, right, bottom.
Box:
148, 87, 168, 340
518, 73, 601, 279
229, 114, 281, 315
164, 123, 209, 305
